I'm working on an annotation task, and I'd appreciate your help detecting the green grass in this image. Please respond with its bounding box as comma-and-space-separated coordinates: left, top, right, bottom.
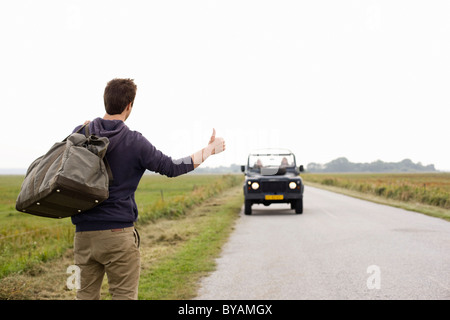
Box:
0, 176, 74, 278
136, 174, 240, 224
302, 172, 450, 221
0, 174, 242, 280
138, 188, 243, 299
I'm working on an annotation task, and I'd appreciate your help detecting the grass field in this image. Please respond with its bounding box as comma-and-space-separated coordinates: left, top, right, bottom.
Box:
3, 172, 448, 299
301, 172, 450, 221
0, 174, 242, 281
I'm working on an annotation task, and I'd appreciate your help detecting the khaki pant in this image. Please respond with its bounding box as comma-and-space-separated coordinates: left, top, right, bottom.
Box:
74, 227, 140, 300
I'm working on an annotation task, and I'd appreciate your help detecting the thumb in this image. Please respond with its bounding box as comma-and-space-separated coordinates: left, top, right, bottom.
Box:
209, 128, 216, 144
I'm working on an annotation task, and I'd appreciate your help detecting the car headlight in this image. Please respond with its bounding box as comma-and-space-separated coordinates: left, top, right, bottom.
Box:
289, 181, 297, 189
251, 182, 260, 190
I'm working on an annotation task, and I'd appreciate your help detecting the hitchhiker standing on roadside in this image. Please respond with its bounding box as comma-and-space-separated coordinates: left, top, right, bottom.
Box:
72, 78, 225, 300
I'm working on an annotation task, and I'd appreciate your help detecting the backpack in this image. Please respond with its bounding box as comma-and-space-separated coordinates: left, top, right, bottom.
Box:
16, 123, 113, 219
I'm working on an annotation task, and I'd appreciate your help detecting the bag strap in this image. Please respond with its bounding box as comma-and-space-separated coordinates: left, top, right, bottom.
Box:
62, 122, 89, 142
103, 159, 114, 183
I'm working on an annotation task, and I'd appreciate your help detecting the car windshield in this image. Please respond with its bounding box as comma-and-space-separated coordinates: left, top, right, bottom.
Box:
248, 153, 295, 170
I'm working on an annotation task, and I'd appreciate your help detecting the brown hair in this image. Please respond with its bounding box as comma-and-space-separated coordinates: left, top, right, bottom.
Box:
103, 78, 137, 115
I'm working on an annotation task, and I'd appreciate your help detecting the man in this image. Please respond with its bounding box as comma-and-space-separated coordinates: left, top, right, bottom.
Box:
72, 78, 225, 300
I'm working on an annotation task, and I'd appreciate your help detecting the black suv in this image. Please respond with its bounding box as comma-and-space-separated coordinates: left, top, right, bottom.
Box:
241, 149, 304, 215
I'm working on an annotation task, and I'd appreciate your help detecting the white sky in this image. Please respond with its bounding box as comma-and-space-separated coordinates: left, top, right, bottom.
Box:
1, 0, 449, 171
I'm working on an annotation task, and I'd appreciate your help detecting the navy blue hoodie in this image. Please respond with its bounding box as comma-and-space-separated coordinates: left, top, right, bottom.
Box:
71, 118, 194, 232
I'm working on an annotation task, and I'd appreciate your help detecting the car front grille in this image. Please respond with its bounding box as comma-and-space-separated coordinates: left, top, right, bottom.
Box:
261, 181, 287, 192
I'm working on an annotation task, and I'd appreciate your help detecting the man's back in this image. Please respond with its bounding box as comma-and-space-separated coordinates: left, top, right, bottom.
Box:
71, 117, 193, 232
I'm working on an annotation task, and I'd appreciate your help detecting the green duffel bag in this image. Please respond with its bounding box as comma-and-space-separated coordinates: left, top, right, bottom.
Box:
16, 123, 113, 219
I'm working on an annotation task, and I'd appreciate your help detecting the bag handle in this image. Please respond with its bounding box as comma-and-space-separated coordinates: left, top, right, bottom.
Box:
84, 122, 90, 137
62, 122, 89, 142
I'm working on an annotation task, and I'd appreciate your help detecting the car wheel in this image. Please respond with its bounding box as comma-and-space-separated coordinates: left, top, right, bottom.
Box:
295, 198, 303, 214
244, 200, 252, 215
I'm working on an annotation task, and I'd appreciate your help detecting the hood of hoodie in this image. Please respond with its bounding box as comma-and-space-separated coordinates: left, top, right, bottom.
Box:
89, 117, 128, 153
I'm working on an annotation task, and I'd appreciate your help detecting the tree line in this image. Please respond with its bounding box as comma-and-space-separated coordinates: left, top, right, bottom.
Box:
306, 157, 436, 173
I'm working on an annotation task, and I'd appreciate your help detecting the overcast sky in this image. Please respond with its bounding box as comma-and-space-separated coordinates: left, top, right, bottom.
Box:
1, 0, 449, 171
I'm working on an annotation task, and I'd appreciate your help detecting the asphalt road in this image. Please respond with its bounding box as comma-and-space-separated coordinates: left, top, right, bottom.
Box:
195, 186, 450, 300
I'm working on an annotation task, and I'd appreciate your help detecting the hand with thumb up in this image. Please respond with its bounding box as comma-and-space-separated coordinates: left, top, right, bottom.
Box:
191, 128, 226, 168
206, 128, 226, 155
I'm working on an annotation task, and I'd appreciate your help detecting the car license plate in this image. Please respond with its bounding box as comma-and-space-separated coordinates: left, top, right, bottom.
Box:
265, 195, 284, 200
